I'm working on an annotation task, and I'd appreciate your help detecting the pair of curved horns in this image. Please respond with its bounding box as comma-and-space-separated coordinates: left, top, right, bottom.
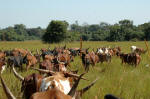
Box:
31, 68, 88, 81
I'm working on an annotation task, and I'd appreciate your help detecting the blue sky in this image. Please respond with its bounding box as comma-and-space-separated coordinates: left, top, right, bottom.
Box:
0, 0, 150, 28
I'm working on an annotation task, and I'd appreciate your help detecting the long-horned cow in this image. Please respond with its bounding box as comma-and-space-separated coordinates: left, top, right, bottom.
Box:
2, 67, 98, 99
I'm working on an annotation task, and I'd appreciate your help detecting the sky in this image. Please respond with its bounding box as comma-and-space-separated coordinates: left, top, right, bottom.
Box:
0, 0, 150, 28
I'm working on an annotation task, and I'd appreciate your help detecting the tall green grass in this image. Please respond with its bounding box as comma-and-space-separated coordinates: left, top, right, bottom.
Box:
0, 41, 150, 99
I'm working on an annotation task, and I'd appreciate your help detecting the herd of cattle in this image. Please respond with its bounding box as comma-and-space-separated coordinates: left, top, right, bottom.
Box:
0, 45, 147, 99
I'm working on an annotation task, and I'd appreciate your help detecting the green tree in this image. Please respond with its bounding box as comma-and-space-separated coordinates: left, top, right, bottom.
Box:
139, 22, 150, 40
42, 20, 68, 43
109, 24, 122, 41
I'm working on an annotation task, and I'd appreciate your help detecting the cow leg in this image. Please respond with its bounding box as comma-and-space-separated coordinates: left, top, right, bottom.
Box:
86, 65, 89, 72
121, 59, 124, 64
26, 65, 30, 70
84, 64, 89, 72
20, 65, 23, 72
26, 62, 31, 70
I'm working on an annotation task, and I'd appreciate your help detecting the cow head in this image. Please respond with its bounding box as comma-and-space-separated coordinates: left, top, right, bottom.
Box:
21, 73, 43, 99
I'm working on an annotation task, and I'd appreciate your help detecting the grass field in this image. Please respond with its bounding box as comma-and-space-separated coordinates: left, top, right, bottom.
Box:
0, 41, 150, 99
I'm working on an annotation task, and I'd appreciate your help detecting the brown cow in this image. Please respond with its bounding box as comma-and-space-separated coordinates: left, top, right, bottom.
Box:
11, 66, 43, 99
119, 52, 141, 67
12, 48, 29, 57
57, 53, 73, 67
131, 46, 147, 55
21, 73, 43, 99
44, 55, 54, 62
24, 53, 38, 70
34, 49, 41, 63
111, 46, 121, 56
39, 59, 54, 72
98, 53, 111, 63
0, 51, 6, 59
81, 50, 99, 72
30, 87, 72, 99
39, 55, 67, 73
88, 51, 99, 66
135, 48, 147, 55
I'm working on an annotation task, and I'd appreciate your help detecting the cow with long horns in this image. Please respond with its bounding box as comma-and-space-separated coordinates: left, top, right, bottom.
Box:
10, 66, 96, 99
1, 72, 98, 99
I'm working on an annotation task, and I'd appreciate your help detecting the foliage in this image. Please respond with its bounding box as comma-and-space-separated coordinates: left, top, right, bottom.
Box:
0, 19, 150, 41
0, 24, 44, 41
42, 20, 68, 43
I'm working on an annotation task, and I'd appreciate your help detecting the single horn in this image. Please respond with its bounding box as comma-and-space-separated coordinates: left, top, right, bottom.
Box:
29, 51, 33, 56
68, 73, 85, 97
0, 76, 16, 99
12, 66, 24, 81
78, 77, 99, 96
31, 68, 55, 75
36, 49, 39, 54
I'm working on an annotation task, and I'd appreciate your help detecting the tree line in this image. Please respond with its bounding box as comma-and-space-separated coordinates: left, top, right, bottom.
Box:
0, 24, 45, 41
0, 19, 150, 42
69, 20, 150, 42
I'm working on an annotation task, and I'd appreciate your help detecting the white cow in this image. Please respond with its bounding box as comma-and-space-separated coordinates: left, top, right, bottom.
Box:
97, 48, 103, 54
40, 73, 71, 95
104, 48, 109, 54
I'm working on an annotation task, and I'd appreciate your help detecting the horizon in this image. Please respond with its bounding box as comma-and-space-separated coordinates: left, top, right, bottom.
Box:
0, 0, 150, 28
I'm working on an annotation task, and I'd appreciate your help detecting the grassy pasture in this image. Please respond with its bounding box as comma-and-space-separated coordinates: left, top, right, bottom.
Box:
0, 41, 150, 99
